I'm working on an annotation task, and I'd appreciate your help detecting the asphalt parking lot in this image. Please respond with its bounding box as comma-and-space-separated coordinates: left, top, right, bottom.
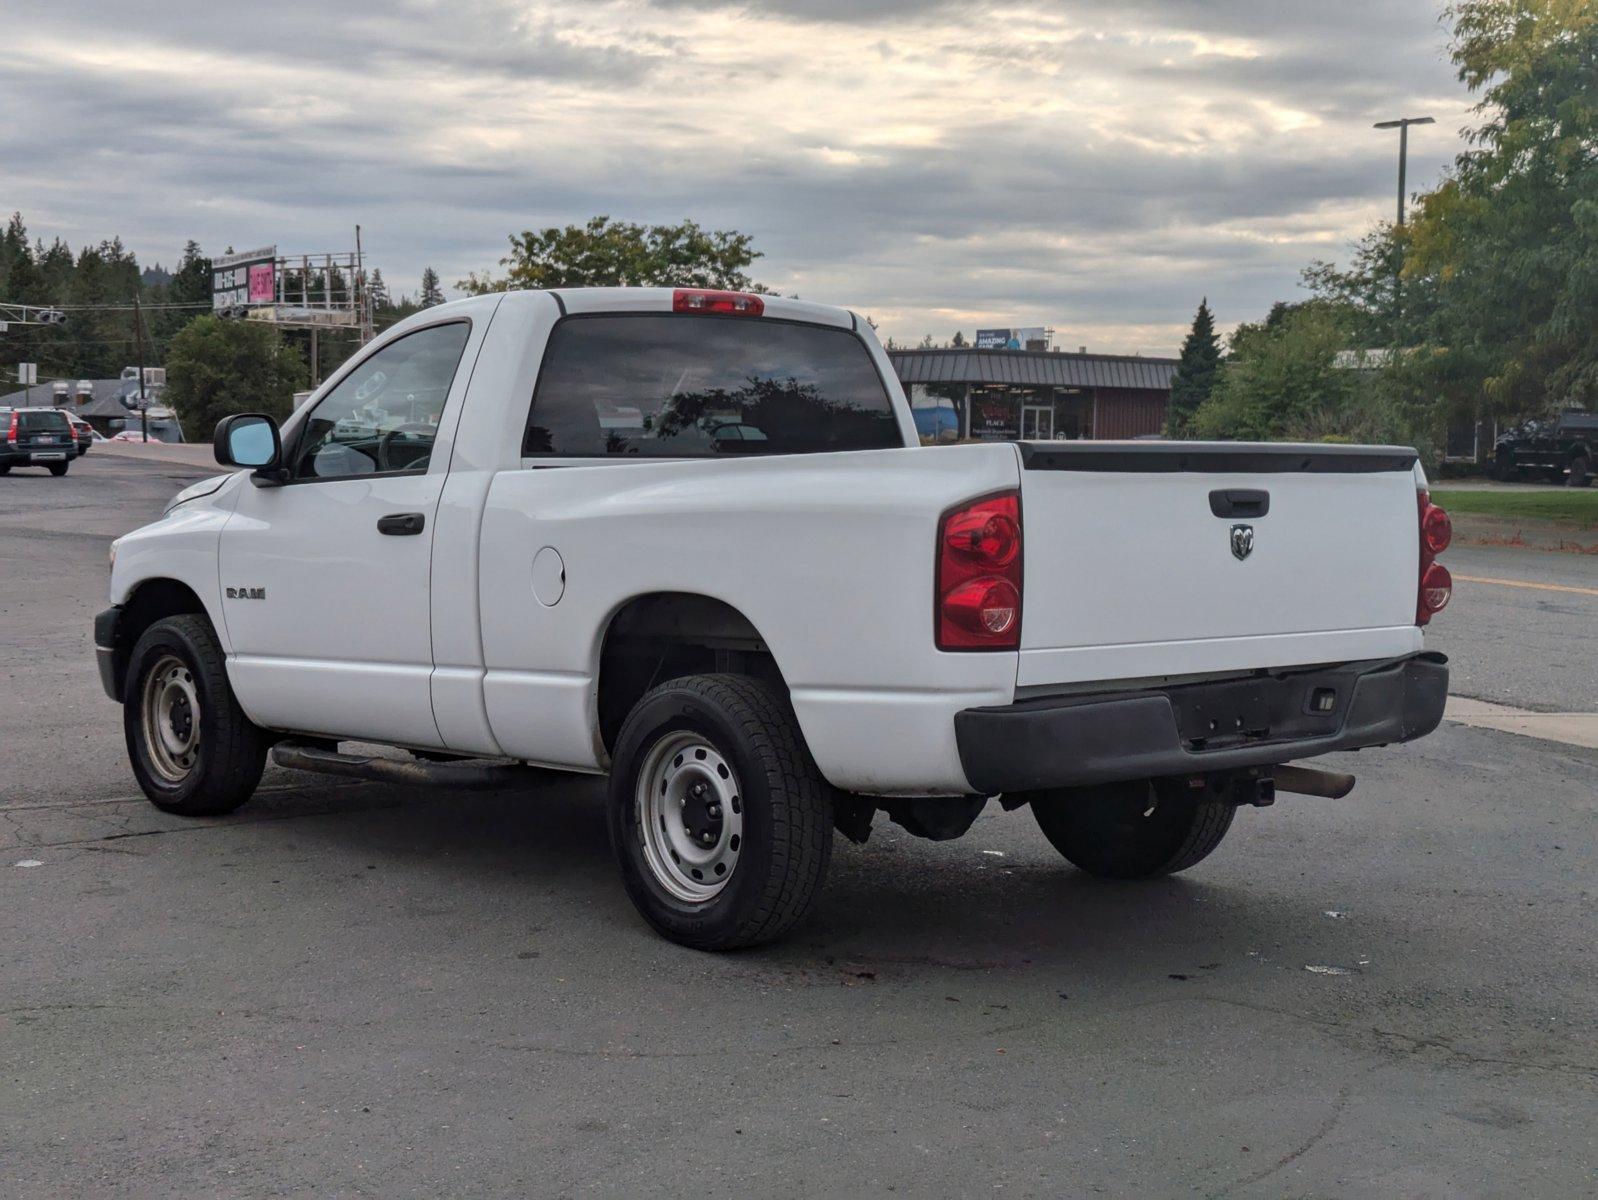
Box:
3, 453, 1595, 1198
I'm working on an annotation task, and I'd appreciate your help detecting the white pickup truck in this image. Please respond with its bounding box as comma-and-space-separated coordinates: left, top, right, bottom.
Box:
97, 287, 1453, 949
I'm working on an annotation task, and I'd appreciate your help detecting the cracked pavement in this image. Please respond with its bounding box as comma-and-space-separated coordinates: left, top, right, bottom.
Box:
2, 454, 1596, 1198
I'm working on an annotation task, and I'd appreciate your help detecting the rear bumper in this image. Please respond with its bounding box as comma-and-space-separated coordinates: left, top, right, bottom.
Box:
94, 605, 123, 702
955, 652, 1448, 795
2, 448, 75, 463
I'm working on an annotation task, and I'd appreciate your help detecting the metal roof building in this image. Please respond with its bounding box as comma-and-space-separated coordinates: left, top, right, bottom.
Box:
0, 370, 183, 441
889, 348, 1178, 442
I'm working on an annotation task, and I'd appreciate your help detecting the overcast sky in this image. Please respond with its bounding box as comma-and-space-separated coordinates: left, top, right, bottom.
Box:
3, 0, 1471, 353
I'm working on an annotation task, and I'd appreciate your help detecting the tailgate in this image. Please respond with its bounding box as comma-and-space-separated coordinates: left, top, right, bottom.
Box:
1016, 442, 1424, 687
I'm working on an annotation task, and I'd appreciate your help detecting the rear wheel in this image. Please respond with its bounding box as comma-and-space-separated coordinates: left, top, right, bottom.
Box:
1031, 778, 1235, 879
607, 673, 833, 950
48, 463, 69, 477
124, 614, 268, 815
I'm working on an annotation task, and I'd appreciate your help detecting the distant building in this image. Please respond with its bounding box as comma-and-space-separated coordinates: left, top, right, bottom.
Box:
890, 347, 1178, 442
0, 367, 184, 442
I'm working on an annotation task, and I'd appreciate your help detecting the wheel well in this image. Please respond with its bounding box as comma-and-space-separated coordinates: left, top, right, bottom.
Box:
596, 593, 782, 754
110, 579, 209, 699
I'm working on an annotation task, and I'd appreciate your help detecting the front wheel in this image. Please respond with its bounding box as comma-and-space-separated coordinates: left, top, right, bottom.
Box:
1031, 778, 1235, 879
123, 614, 268, 815
607, 674, 833, 950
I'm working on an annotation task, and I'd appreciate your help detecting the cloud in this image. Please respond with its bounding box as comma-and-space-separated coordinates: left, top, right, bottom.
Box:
0, 0, 1471, 351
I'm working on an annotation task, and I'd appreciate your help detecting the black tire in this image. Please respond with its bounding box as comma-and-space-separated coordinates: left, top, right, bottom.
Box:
607, 673, 833, 950
123, 614, 268, 816
48, 463, 69, 477
1567, 454, 1592, 488
1031, 778, 1235, 879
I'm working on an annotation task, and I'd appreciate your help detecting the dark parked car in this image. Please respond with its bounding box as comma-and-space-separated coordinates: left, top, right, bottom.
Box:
67, 413, 95, 455
1493, 409, 1596, 487
0, 407, 78, 476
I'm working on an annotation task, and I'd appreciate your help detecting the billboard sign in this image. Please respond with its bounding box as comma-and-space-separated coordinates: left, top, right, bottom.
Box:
976, 327, 1047, 351
212, 246, 277, 311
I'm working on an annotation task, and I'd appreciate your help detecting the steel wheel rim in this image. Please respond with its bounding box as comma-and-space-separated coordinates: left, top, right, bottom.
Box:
637, 731, 744, 903
140, 654, 201, 783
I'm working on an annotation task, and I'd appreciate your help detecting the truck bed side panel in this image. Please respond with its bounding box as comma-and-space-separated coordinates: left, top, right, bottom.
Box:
475, 443, 1021, 793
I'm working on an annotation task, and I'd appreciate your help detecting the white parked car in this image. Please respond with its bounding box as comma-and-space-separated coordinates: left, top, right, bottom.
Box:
96, 287, 1454, 948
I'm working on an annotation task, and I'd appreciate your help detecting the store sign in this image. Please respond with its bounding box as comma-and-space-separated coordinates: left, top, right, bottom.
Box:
212, 246, 277, 311
972, 392, 1019, 440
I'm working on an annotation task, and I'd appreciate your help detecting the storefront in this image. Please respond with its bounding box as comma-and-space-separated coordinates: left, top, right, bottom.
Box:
891, 348, 1177, 443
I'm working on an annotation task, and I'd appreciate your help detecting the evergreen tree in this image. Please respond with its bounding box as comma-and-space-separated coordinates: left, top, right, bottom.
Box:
419, 267, 444, 308
1165, 298, 1222, 438
150, 240, 212, 344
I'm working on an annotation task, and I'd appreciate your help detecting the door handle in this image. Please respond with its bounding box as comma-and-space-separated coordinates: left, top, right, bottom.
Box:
377, 512, 426, 536
1209, 489, 1270, 519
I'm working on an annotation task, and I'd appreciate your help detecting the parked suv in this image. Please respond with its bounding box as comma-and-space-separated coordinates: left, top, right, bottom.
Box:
0, 407, 78, 476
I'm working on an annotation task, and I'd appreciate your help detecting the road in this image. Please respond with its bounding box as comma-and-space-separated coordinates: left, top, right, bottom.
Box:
2, 455, 1595, 1198
1427, 544, 1598, 713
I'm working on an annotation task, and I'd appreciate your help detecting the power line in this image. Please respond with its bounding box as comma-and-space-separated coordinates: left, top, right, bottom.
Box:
22, 301, 214, 312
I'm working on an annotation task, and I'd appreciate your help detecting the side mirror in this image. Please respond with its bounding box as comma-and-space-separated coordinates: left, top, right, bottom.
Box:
214, 413, 286, 485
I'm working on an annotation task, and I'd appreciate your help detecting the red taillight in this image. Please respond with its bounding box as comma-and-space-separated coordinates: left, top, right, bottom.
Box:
1416, 489, 1452, 625
672, 289, 764, 317
937, 491, 1022, 650
1421, 503, 1452, 555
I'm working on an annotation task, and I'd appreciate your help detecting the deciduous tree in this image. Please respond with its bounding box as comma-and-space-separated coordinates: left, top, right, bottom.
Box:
458, 216, 766, 294
164, 315, 307, 441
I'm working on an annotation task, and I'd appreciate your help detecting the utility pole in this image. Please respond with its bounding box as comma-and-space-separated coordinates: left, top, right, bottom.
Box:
355, 223, 373, 345
1373, 115, 1435, 226
1374, 115, 1435, 328
134, 294, 150, 442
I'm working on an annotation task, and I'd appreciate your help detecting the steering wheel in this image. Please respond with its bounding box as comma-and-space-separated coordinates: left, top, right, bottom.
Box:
377, 424, 434, 472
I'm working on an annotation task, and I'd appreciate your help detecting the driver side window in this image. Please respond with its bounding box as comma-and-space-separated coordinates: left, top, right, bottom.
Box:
291, 321, 471, 481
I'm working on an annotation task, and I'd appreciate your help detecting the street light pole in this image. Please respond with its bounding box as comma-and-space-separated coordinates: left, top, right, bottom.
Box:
1373, 116, 1435, 226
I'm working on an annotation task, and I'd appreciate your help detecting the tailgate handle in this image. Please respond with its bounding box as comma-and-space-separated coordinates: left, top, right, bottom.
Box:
1209, 489, 1270, 518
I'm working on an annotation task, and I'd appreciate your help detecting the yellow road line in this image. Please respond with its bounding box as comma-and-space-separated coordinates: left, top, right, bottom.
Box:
1453, 573, 1598, 598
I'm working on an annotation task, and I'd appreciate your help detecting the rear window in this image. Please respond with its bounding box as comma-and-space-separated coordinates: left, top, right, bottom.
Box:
523, 314, 903, 458
18, 410, 70, 434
